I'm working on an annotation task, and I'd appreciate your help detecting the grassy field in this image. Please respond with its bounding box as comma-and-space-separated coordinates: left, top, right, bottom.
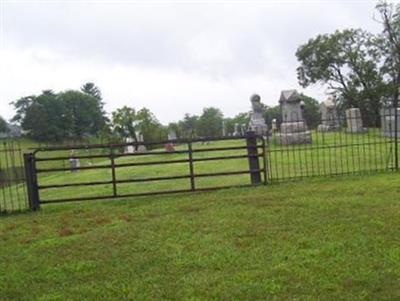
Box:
1, 173, 399, 300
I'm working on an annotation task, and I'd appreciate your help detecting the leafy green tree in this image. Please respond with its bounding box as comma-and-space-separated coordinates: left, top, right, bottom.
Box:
0, 116, 8, 133
11, 89, 107, 141
112, 106, 139, 142
296, 29, 385, 126
300, 94, 321, 129
81, 82, 102, 100
197, 107, 224, 137
180, 114, 199, 138
111, 106, 165, 145
167, 122, 183, 139
17, 92, 69, 141
376, 1, 400, 107
135, 108, 165, 142
60, 90, 107, 139
224, 112, 250, 135
263, 106, 281, 128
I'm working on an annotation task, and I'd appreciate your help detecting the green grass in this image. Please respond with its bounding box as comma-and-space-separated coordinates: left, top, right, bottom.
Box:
1, 173, 400, 300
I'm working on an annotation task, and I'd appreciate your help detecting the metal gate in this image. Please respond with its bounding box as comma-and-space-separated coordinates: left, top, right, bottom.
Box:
24, 133, 266, 210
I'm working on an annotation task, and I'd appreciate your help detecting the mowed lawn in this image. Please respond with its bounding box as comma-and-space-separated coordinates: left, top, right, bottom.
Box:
1, 173, 400, 300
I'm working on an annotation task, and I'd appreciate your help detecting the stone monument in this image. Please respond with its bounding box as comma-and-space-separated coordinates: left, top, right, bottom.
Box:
380, 106, 400, 137
249, 94, 268, 136
124, 137, 135, 154
278, 89, 311, 145
136, 132, 147, 152
222, 121, 226, 136
168, 129, 177, 141
241, 124, 247, 136
317, 96, 340, 132
345, 108, 366, 133
271, 119, 277, 132
233, 123, 241, 136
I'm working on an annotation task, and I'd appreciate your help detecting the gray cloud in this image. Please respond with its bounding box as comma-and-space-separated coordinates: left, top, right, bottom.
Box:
0, 0, 384, 123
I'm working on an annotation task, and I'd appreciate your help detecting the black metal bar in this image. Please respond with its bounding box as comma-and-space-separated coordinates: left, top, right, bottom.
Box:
40, 184, 260, 204
192, 154, 261, 162
188, 141, 195, 191
194, 169, 264, 178
32, 135, 263, 154
395, 102, 398, 170
110, 147, 117, 197
245, 131, 262, 185
23, 153, 40, 211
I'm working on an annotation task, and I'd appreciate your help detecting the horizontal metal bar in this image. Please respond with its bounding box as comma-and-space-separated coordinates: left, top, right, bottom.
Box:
194, 169, 264, 178
192, 154, 261, 162
117, 174, 191, 183
40, 183, 264, 204
36, 164, 111, 173
36, 149, 190, 162
268, 140, 392, 153
36, 153, 110, 161
115, 158, 189, 168
192, 145, 263, 153
33, 135, 263, 153
40, 188, 193, 204
38, 180, 114, 190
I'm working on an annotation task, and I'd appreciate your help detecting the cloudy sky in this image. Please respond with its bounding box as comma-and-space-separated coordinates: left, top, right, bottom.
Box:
0, 0, 386, 124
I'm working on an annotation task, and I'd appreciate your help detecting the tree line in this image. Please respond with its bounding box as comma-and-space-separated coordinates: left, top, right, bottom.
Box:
3, 82, 321, 143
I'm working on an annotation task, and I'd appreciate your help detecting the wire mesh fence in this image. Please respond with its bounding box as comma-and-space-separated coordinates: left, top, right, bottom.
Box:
265, 110, 397, 181
0, 140, 29, 214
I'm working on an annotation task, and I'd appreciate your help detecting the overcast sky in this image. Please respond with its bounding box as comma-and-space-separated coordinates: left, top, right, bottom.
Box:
0, 0, 388, 124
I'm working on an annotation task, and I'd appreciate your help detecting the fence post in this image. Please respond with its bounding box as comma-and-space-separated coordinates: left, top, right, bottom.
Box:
246, 131, 262, 185
395, 89, 399, 171
188, 141, 195, 191
23, 153, 40, 211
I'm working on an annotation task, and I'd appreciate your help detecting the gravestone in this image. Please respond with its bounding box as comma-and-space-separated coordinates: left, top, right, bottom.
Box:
233, 123, 241, 136
346, 108, 366, 133
380, 107, 400, 137
69, 150, 80, 172
271, 119, 277, 132
124, 137, 135, 154
168, 129, 177, 141
277, 89, 311, 144
136, 132, 147, 152
249, 94, 268, 136
241, 124, 247, 136
222, 121, 226, 137
317, 96, 340, 132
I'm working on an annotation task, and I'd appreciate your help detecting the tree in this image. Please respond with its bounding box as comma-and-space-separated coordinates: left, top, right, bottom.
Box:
60, 90, 107, 139
300, 94, 321, 129
112, 106, 139, 142
135, 108, 165, 142
0, 116, 8, 133
17, 92, 69, 141
11, 89, 108, 141
296, 29, 385, 126
111, 106, 165, 145
224, 112, 250, 135
180, 114, 199, 138
81, 82, 102, 100
376, 1, 400, 107
263, 106, 281, 128
197, 107, 224, 137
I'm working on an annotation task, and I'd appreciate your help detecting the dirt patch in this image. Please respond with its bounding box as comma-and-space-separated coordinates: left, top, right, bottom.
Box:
58, 227, 74, 237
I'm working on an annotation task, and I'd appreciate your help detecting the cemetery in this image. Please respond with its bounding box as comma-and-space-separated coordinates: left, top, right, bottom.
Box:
1, 1, 400, 300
